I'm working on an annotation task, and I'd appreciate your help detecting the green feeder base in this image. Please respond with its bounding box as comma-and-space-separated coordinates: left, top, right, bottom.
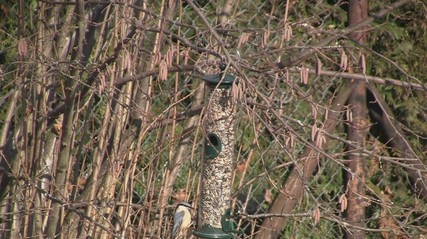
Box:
193, 224, 233, 239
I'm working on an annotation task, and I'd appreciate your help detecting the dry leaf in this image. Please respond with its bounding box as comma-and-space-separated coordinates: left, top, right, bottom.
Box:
261, 30, 269, 48
359, 52, 366, 74
311, 105, 318, 119
346, 107, 353, 122
77, 177, 87, 189
278, 104, 283, 115
166, 46, 175, 65
264, 190, 272, 204
172, 188, 187, 202
340, 51, 348, 70
285, 136, 290, 147
53, 115, 63, 135
311, 124, 318, 142
316, 58, 322, 76
237, 32, 250, 49
339, 193, 347, 212
236, 162, 246, 173
315, 132, 323, 148
284, 70, 290, 83
300, 67, 309, 84
289, 134, 295, 148
283, 24, 292, 42
300, 67, 304, 84
98, 73, 106, 94
183, 48, 189, 65
312, 206, 320, 225
317, 135, 326, 148
18, 39, 27, 57
158, 59, 168, 81
153, 51, 161, 66
304, 67, 309, 84
54, 122, 62, 135
124, 52, 132, 73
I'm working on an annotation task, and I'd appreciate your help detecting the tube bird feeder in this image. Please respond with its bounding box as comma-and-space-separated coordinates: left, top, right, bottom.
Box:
193, 64, 236, 238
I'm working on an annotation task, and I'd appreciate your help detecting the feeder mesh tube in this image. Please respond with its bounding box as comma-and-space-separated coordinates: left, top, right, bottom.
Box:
200, 87, 236, 229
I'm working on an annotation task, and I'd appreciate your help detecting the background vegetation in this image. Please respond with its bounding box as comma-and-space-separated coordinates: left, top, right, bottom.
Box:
0, 0, 426, 238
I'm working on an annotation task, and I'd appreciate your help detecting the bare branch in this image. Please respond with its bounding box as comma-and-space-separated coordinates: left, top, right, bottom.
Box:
276, 0, 415, 68
287, 68, 426, 92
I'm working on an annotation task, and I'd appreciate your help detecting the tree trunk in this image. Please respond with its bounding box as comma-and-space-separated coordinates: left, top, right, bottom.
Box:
344, 1, 369, 238
256, 85, 355, 238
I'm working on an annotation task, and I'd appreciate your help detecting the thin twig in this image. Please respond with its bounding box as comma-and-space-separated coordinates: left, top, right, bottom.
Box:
287, 68, 426, 92
276, 0, 415, 68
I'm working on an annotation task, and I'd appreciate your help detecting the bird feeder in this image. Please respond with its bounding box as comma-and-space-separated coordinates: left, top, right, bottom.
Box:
193, 64, 236, 239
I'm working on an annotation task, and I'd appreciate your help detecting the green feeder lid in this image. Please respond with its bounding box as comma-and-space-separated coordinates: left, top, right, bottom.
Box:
202, 73, 235, 87
201, 63, 236, 88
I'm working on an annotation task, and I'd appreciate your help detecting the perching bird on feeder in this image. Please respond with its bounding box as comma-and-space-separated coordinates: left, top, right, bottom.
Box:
171, 201, 193, 239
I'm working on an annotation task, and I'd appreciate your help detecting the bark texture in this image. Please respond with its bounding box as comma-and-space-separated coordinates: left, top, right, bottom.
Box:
344, 0, 369, 238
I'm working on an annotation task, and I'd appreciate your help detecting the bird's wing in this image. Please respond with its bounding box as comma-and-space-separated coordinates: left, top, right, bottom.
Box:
171, 210, 184, 239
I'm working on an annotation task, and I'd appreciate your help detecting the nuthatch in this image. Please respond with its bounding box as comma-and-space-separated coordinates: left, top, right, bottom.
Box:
171, 202, 193, 239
